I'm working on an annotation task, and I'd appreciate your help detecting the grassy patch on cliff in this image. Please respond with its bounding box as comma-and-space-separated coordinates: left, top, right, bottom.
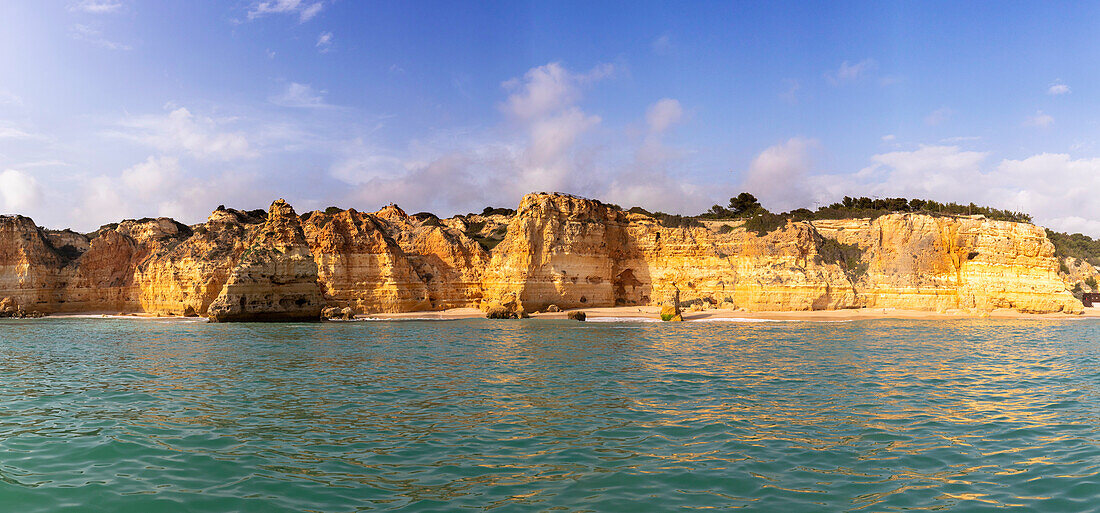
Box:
817, 238, 869, 279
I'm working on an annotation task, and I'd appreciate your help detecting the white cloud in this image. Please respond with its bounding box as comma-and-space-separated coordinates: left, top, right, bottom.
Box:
76, 157, 268, 228
797, 145, 1100, 236
826, 59, 876, 85
70, 23, 131, 50
107, 107, 255, 160
741, 138, 818, 211
501, 62, 613, 120
69, 0, 123, 13
881, 134, 896, 142
0, 90, 22, 106
316, 31, 333, 52
121, 156, 181, 197
1047, 83, 1071, 95
0, 124, 39, 140
0, 169, 42, 212
332, 62, 703, 215
924, 107, 953, 126
1024, 110, 1054, 128
645, 98, 682, 134
270, 82, 330, 108
247, 0, 324, 23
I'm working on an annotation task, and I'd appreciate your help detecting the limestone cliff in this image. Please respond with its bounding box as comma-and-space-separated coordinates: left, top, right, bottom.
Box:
480, 193, 1080, 314
207, 199, 323, 322
302, 207, 430, 313
0, 192, 1083, 319
137, 208, 265, 316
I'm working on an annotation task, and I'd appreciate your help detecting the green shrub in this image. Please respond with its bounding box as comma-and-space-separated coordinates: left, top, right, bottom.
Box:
1087, 277, 1097, 290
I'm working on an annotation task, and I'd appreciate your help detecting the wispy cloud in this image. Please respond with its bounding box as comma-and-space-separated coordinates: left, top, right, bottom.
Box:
316, 31, 333, 52
70, 23, 131, 50
1024, 110, 1054, 128
247, 0, 324, 23
0, 122, 44, 140
778, 79, 800, 104
105, 106, 256, 160
651, 34, 672, 55
269, 82, 332, 108
826, 58, 876, 85
68, 0, 123, 14
924, 107, 953, 126
1047, 82, 1071, 95
0, 169, 43, 212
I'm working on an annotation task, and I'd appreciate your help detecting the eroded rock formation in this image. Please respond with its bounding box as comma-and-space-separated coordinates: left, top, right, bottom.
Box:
0, 192, 1084, 320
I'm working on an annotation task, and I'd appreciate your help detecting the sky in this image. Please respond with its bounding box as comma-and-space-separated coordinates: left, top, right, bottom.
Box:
2, 1, 1100, 235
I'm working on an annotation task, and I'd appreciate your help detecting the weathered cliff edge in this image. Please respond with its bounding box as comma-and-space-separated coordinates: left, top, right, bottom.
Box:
0, 193, 1082, 320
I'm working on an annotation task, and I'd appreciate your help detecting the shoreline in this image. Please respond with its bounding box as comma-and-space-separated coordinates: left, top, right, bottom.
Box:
361, 305, 1100, 322
31, 306, 1100, 322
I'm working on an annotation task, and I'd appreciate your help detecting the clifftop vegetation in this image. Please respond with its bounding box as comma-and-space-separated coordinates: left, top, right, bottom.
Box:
1046, 230, 1100, 266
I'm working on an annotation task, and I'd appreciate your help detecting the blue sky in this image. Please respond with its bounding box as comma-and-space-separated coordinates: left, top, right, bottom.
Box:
2, 1, 1100, 234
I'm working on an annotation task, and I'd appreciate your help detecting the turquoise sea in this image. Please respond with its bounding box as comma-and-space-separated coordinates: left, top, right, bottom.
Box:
0, 317, 1098, 512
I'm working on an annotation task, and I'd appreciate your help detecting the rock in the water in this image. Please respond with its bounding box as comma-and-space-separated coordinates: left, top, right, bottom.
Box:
660, 304, 681, 321
485, 306, 517, 319
0, 297, 16, 317
208, 199, 324, 322
567, 310, 586, 321
321, 306, 341, 319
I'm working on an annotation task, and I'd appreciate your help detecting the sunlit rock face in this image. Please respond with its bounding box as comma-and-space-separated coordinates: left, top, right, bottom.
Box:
480, 193, 1081, 314
814, 214, 1081, 314
302, 207, 431, 314
479, 193, 857, 312
371, 205, 490, 310
0, 215, 66, 311
0, 192, 1083, 317
137, 208, 265, 316
207, 199, 324, 322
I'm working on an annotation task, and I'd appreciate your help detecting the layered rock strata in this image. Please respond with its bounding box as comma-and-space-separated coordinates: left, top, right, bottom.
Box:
0, 192, 1083, 319
207, 200, 323, 322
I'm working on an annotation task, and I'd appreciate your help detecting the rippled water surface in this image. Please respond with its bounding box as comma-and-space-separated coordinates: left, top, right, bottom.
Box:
1, 318, 1099, 512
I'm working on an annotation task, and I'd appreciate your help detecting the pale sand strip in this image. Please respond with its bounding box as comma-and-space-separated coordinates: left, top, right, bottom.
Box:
362, 306, 1100, 322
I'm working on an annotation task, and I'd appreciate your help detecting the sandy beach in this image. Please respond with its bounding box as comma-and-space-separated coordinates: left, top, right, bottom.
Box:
359, 305, 1100, 322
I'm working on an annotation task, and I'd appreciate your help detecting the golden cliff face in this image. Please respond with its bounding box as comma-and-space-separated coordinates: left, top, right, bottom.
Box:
372, 206, 489, 310
302, 207, 430, 313
208, 199, 324, 322
0, 192, 1084, 318
480, 193, 1081, 314
137, 208, 265, 316
812, 214, 1081, 313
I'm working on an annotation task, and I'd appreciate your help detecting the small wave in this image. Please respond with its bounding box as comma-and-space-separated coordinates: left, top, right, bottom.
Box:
586, 317, 662, 323
59, 314, 209, 322
343, 317, 462, 322
689, 317, 854, 323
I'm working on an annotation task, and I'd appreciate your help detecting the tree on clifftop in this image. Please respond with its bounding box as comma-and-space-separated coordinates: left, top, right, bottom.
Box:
728, 192, 763, 216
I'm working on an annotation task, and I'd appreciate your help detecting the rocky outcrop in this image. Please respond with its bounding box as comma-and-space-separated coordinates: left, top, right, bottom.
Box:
137, 208, 265, 316
302, 207, 430, 313
207, 200, 324, 322
0, 192, 1083, 319
480, 193, 1081, 314
373, 205, 490, 310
